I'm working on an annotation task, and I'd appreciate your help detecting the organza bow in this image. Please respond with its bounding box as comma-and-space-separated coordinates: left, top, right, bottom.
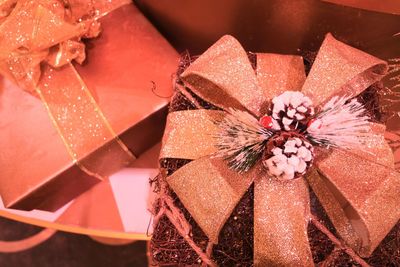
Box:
0, 0, 134, 177
160, 34, 400, 266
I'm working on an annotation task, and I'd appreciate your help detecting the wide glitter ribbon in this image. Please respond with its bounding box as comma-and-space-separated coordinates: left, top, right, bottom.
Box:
160, 34, 400, 265
0, 0, 135, 180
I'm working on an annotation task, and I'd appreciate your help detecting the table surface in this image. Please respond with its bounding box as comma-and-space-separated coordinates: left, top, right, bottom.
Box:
0, 143, 162, 242
0, 216, 149, 267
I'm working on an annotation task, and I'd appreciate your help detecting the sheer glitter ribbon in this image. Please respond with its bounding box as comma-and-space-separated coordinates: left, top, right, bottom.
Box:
0, 0, 135, 180
160, 34, 400, 265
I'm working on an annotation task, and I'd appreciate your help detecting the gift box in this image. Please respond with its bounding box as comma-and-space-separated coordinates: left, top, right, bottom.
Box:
149, 33, 400, 266
0, 142, 161, 243
0, 1, 178, 211
136, 3, 400, 265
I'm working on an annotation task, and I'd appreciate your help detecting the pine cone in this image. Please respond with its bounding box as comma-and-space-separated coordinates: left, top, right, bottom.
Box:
263, 132, 314, 180
272, 91, 314, 131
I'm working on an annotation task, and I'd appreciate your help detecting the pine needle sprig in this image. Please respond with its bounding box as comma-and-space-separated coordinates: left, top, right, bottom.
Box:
213, 108, 273, 173
306, 95, 372, 149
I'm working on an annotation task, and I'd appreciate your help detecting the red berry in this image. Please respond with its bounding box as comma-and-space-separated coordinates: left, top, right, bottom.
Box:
260, 116, 274, 129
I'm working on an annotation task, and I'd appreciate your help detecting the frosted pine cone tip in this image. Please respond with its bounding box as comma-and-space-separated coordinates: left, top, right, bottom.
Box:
263, 133, 314, 180
272, 91, 314, 131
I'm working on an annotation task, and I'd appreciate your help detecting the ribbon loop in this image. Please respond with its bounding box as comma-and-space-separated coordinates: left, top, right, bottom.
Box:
349, 123, 395, 167
0, 0, 86, 91
301, 33, 388, 106
47, 40, 86, 68
256, 53, 306, 99
181, 35, 267, 116
313, 147, 400, 256
0, 1, 86, 52
160, 110, 224, 160
167, 157, 256, 243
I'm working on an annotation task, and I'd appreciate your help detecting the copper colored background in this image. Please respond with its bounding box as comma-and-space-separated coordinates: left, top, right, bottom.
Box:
135, 0, 400, 58
323, 0, 400, 14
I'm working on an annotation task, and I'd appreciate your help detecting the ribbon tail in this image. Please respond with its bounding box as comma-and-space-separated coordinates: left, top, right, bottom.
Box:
254, 176, 313, 267
36, 63, 135, 178
166, 157, 256, 243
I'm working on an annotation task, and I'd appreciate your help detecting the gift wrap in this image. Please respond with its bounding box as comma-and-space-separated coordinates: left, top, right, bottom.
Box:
0, 1, 178, 211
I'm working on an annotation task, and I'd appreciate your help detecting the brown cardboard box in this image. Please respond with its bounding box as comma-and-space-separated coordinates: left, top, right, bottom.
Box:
0, 3, 178, 211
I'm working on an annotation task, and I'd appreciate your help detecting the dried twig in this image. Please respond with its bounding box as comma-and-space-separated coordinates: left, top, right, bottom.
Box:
310, 215, 370, 267
151, 172, 217, 267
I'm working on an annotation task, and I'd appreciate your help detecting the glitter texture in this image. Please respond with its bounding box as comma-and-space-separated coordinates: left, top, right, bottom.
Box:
167, 157, 256, 243
37, 64, 134, 172
160, 110, 224, 160
180, 35, 267, 116
351, 123, 394, 167
315, 147, 400, 256
256, 53, 306, 99
306, 168, 360, 251
254, 176, 313, 266
302, 33, 387, 106
159, 34, 397, 265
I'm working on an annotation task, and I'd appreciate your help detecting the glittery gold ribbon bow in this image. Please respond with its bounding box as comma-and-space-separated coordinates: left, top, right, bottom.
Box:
0, 0, 134, 179
160, 34, 400, 266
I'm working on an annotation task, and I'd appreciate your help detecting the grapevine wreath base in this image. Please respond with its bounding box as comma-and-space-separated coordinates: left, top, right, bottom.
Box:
149, 50, 400, 266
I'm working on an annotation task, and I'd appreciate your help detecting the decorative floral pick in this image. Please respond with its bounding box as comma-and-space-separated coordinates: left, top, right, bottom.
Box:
213, 90, 373, 180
